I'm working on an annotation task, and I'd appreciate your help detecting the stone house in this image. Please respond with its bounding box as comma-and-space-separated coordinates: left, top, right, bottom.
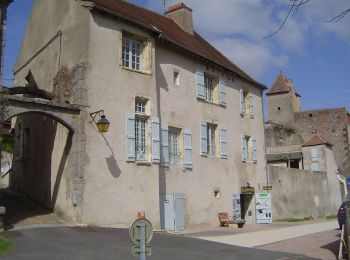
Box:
9, 0, 267, 229
265, 72, 343, 219
266, 72, 350, 171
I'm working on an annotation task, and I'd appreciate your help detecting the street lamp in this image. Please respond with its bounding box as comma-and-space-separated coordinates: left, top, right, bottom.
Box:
90, 110, 110, 133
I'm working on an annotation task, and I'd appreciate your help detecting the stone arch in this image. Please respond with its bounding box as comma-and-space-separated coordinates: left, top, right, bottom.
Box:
4, 96, 81, 133
2, 95, 86, 223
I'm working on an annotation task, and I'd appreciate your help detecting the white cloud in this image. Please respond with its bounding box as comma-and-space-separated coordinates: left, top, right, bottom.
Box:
141, 0, 350, 77
213, 38, 288, 78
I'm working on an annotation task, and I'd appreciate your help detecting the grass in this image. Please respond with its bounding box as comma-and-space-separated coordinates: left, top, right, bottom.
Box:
277, 215, 338, 222
277, 217, 310, 222
0, 236, 13, 256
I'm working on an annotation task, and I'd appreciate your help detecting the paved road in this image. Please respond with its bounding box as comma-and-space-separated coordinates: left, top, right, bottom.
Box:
258, 229, 341, 260
2, 226, 315, 260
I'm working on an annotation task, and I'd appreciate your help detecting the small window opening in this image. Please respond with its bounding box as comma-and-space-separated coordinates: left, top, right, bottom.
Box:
309, 114, 313, 117
174, 70, 180, 86
214, 189, 220, 198
277, 107, 281, 111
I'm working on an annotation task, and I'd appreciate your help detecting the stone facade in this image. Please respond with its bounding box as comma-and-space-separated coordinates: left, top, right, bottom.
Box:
10, 0, 267, 229
295, 108, 350, 170
266, 73, 350, 171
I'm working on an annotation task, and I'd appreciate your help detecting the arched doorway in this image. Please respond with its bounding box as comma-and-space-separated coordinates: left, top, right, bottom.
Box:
0, 95, 84, 227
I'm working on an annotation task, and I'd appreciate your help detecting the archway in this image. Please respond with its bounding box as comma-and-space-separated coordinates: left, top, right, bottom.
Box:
0, 95, 83, 227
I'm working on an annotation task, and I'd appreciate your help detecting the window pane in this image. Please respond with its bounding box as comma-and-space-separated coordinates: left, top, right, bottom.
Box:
207, 124, 216, 156
122, 36, 141, 71
135, 117, 147, 161
169, 128, 179, 166
205, 76, 213, 102
135, 99, 146, 113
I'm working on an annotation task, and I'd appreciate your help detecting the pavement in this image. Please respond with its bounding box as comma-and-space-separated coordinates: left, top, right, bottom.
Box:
186, 220, 339, 247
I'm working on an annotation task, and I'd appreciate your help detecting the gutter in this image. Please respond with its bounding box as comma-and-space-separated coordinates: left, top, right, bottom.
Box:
91, 2, 267, 90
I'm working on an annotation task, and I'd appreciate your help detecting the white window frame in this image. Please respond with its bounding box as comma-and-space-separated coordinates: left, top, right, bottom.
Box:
207, 123, 216, 157
168, 127, 181, 166
122, 36, 142, 71
174, 70, 180, 86
204, 75, 214, 102
135, 98, 147, 113
135, 116, 147, 161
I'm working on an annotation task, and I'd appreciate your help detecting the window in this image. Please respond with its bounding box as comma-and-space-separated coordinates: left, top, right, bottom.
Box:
121, 31, 152, 74
168, 127, 181, 166
17, 123, 30, 161
135, 98, 149, 161
135, 117, 147, 161
195, 70, 227, 106
204, 75, 214, 102
241, 134, 257, 162
207, 123, 216, 156
201, 121, 227, 159
122, 37, 141, 70
135, 98, 146, 113
174, 70, 180, 86
240, 90, 254, 118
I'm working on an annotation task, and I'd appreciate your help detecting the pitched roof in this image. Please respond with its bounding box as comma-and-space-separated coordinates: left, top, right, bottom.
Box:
89, 0, 266, 89
302, 134, 332, 147
267, 72, 300, 96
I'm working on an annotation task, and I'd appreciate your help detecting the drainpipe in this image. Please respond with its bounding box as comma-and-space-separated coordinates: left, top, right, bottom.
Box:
337, 170, 348, 200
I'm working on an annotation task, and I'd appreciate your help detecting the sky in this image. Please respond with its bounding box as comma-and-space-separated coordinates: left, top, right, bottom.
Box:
3, 0, 350, 113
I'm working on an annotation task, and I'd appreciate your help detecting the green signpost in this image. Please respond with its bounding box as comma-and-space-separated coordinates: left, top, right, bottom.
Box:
129, 218, 153, 259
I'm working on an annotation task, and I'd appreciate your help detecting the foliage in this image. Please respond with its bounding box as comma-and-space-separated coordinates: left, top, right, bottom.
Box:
283, 127, 296, 136
0, 236, 13, 256
1, 135, 13, 153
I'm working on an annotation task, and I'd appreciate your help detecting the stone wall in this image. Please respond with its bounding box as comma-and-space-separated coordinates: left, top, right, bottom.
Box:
295, 108, 349, 169
268, 165, 338, 220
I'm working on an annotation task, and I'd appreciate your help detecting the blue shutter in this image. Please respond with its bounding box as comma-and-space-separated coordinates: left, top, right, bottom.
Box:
252, 138, 257, 162
195, 70, 205, 100
161, 126, 169, 166
183, 129, 192, 168
219, 79, 227, 106
126, 113, 135, 162
311, 147, 319, 161
249, 93, 255, 118
240, 89, 245, 115
220, 127, 228, 159
151, 117, 160, 164
174, 193, 185, 231
241, 133, 247, 162
200, 121, 208, 156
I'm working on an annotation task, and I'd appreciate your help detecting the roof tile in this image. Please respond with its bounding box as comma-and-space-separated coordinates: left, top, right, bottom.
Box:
302, 134, 332, 147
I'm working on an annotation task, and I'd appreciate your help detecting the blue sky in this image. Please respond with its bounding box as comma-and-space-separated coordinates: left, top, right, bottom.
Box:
4, 0, 350, 112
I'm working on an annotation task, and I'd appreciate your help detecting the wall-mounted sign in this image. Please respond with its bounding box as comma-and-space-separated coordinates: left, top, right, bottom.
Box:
241, 186, 255, 194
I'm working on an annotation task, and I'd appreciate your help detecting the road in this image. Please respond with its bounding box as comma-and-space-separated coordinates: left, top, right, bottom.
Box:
2, 226, 315, 260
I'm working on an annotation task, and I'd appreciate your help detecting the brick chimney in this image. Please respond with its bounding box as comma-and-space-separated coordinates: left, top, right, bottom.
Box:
165, 3, 193, 35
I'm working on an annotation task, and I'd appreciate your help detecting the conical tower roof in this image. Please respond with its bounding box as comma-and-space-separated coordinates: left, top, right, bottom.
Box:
267, 72, 300, 96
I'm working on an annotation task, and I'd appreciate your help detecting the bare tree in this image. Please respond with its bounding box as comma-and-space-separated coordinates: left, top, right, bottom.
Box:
264, 0, 350, 38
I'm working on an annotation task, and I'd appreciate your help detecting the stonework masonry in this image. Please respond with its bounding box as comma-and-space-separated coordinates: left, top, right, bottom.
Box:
295, 107, 350, 170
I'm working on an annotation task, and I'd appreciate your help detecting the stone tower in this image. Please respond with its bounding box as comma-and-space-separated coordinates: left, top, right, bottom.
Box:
266, 72, 301, 128
0, 0, 12, 87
